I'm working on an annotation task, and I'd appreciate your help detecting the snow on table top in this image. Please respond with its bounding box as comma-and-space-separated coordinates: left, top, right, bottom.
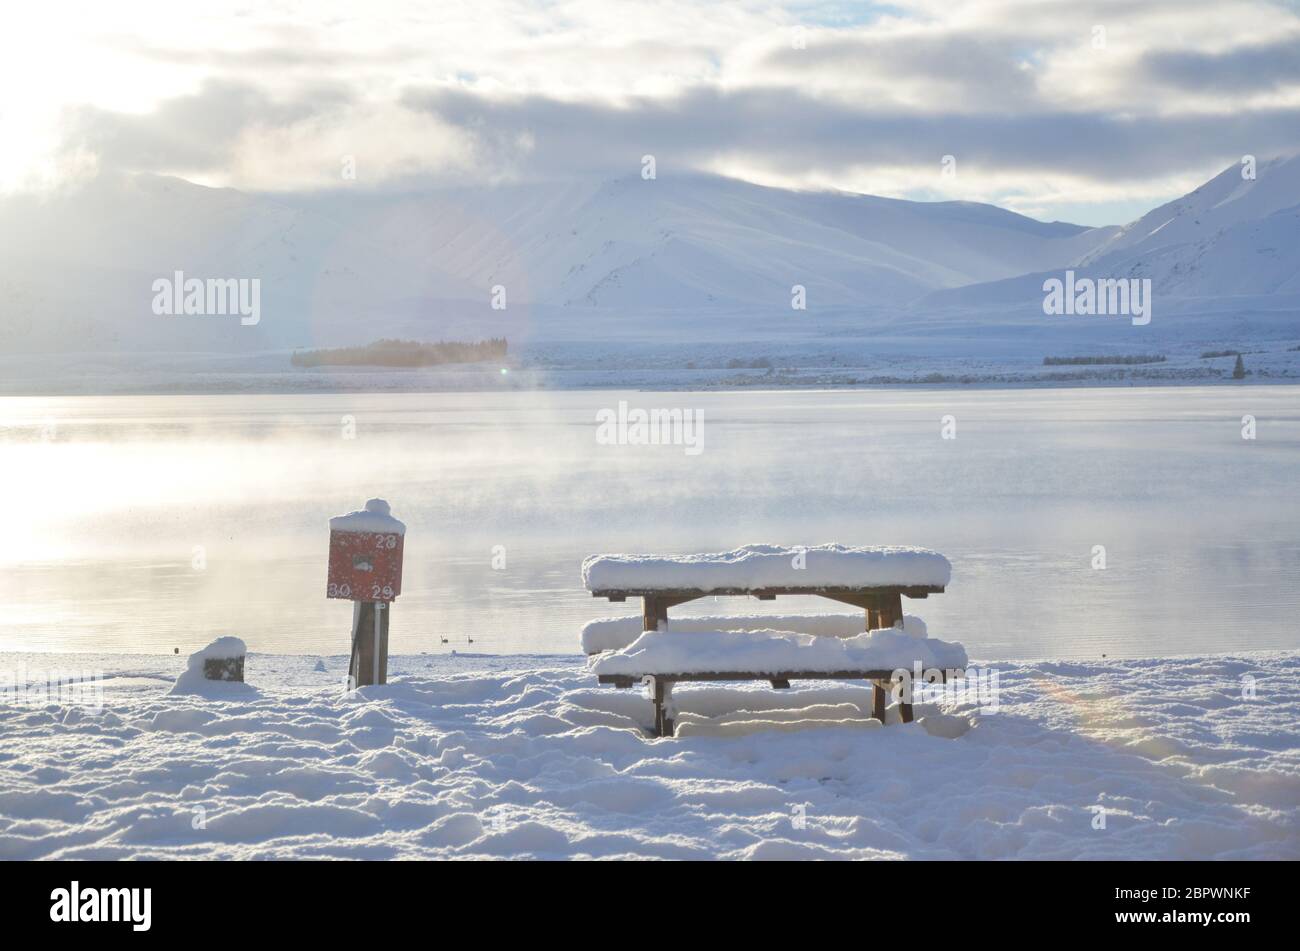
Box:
582, 544, 950, 592
580, 612, 927, 654
329, 498, 406, 536
590, 628, 967, 677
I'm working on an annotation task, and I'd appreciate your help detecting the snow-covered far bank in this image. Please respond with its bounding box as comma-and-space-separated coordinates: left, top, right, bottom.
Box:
2, 332, 1300, 396
0, 650, 1295, 860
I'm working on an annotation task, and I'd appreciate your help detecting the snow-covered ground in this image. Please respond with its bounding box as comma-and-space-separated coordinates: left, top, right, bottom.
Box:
1, 650, 1295, 859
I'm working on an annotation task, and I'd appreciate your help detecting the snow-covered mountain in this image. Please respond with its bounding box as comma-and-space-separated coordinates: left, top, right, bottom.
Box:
1, 171, 1116, 352
1, 157, 1297, 356
1079, 154, 1300, 297
300, 175, 1115, 310
922, 153, 1300, 309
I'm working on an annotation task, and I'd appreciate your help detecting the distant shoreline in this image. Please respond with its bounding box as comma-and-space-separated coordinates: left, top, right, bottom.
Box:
1, 374, 1296, 398
3, 342, 1298, 397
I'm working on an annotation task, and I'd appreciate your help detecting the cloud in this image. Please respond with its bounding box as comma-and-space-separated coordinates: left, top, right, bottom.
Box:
57, 80, 478, 189
1139, 36, 1300, 92
59, 82, 347, 175
117, 39, 431, 71
751, 29, 1045, 111
404, 83, 1300, 183
17, 0, 1300, 220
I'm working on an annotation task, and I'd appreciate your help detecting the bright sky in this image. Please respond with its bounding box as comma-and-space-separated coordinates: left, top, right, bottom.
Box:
2, 0, 1298, 224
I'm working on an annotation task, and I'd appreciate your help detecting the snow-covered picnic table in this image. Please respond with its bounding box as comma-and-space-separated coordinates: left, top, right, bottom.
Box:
582, 544, 950, 631
581, 545, 957, 736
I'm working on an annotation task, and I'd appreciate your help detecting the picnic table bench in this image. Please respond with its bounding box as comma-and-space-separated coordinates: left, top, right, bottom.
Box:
582, 546, 955, 737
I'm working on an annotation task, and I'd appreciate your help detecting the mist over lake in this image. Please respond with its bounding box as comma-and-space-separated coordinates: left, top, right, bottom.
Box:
3, 385, 1295, 660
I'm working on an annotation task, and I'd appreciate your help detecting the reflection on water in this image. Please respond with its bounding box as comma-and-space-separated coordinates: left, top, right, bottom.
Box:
1, 386, 1297, 659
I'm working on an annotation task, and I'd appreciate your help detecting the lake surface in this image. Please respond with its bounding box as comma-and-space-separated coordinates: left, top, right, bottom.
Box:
1, 386, 1297, 660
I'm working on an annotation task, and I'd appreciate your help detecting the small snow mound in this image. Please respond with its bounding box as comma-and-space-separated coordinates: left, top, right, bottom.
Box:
676, 716, 881, 738
169, 637, 255, 697
473, 820, 571, 857
149, 708, 218, 733
420, 812, 484, 847
919, 713, 971, 739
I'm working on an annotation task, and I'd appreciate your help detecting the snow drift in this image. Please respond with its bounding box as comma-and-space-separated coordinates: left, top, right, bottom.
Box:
0, 650, 1294, 859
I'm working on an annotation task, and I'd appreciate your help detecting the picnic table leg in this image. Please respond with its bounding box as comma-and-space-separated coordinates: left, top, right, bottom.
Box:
878, 592, 903, 629
897, 663, 917, 723
871, 680, 887, 722
649, 677, 675, 737
888, 671, 914, 724
642, 595, 668, 632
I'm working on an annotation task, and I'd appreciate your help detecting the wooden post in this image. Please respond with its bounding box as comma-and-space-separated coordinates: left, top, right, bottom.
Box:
349, 600, 390, 687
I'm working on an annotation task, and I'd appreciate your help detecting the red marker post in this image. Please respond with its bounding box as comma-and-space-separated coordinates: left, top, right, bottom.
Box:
327, 499, 405, 687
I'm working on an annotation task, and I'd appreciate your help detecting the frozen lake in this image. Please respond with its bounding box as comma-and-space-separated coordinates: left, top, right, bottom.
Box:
1, 385, 1297, 659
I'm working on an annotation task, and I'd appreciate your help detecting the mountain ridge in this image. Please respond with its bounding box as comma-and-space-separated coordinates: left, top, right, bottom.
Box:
1, 161, 1296, 353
